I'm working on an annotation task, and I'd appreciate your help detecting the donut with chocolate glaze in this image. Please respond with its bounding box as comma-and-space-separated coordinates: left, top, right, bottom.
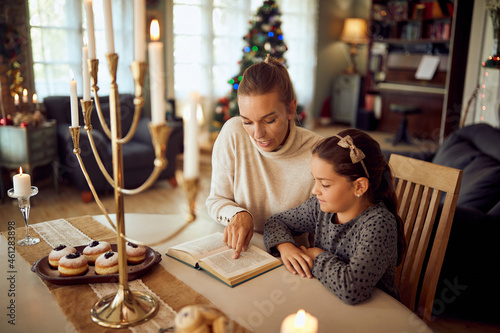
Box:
58, 252, 88, 276
48, 244, 77, 268
95, 251, 119, 275
83, 240, 111, 264
126, 242, 146, 264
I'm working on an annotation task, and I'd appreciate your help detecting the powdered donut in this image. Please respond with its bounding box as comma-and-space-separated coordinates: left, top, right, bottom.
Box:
95, 251, 119, 275
126, 242, 146, 264
83, 240, 111, 264
48, 244, 77, 268
58, 252, 88, 276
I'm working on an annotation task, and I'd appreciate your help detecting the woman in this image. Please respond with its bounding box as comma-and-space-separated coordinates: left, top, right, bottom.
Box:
206, 55, 323, 258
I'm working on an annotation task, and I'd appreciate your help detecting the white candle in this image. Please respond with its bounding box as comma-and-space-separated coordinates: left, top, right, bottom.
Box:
183, 92, 200, 179
70, 74, 79, 127
103, 0, 115, 54
280, 310, 318, 333
84, 0, 96, 59
148, 19, 165, 125
14, 93, 19, 106
134, 0, 146, 62
22, 89, 28, 103
82, 46, 91, 101
13, 167, 31, 197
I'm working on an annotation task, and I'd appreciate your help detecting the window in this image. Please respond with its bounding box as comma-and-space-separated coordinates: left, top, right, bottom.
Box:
29, 0, 133, 101
171, 0, 318, 118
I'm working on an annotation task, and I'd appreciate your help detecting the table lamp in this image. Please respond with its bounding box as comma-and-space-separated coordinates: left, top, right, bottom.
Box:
341, 18, 368, 74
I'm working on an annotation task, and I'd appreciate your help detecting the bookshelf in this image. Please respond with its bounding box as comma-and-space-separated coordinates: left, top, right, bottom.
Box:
365, 0, 473, 142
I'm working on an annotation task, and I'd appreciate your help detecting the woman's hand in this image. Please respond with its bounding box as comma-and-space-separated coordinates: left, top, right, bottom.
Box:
224, 211, 253, 259
276, 242, 314, 278
300, 246, 324, 261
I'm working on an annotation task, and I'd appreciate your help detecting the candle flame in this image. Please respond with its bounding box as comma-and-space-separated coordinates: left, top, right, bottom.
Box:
19, 167, 23, 174
23, 89, 28, 97
150, 19, 160, 41
69, 69, 75, 81
14, 94, 19, 102
294, 310, 306, 328
33, 93, 38, 104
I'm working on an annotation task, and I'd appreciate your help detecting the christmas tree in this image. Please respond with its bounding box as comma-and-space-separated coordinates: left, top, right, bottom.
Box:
211, 0, 303, 133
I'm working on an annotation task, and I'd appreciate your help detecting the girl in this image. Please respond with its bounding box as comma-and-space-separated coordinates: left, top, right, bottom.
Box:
206, 55, 322, 258
264, 129, 406, 305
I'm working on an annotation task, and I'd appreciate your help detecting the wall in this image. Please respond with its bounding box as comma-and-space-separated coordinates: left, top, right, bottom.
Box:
462, 0, 500, 128
312, 0, 370, 123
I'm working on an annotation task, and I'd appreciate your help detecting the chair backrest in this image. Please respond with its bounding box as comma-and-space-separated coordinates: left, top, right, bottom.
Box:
388, 154, 462, 323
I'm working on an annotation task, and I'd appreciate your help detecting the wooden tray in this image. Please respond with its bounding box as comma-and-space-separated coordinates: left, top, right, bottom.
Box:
31, 244, 161, 285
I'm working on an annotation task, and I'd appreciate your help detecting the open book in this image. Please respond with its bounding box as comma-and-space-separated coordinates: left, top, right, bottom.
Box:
166, 232, 282, 287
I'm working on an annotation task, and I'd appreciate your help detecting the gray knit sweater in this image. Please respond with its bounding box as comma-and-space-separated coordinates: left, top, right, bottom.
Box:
264, 197, 399, 305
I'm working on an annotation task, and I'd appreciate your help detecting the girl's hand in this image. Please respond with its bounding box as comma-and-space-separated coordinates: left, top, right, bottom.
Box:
224, 211, 254, 259
276, 242, 313, 278
300, 246, 325, 261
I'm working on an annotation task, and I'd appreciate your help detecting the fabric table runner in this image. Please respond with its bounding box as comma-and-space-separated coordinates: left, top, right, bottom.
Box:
2, 216, 249, 333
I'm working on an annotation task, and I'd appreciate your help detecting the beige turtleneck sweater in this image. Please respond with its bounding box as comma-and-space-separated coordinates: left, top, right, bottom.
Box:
206, 116, 323, 233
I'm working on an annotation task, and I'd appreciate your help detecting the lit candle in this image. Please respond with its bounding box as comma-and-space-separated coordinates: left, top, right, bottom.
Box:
148, 19, 165, 125
14, 93, 19, 106
32, 93, 39, 110
13, 167, 31, 197
103, 0, 115, 54
280, 310, 318, 333
82, 46, 91, 101
134, 0, 146, 62
84, 0, 96, 59
22, 89, 28, 103
183, 92, 200, 179
70, 72, 79, 127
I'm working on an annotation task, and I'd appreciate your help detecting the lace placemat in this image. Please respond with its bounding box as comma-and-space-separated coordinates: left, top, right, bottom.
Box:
3, 216, 249, 333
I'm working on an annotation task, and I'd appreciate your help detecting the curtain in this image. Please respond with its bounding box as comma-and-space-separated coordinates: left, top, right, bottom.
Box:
29, 0, 133, 101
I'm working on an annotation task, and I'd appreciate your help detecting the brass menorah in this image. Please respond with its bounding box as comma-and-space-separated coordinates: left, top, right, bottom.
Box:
69, 53, 199, 327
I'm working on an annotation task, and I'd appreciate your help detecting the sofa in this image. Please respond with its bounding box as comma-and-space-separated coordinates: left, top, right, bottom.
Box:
44, 94, 183, 201
385, 123, 500, 323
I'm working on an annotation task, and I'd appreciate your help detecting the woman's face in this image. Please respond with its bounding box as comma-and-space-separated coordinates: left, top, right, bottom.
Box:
238, 91, 295, 152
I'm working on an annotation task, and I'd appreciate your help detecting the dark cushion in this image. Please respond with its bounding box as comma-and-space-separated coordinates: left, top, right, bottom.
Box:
432, 123, 500, 213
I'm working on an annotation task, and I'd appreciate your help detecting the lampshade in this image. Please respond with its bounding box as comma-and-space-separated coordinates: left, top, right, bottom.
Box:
341, 18, 368, 44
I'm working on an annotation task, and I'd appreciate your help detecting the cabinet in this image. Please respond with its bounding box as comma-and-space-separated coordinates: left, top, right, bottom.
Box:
331, 74, 361, 126
366, 0, 473, 142
0, 120, 59, 202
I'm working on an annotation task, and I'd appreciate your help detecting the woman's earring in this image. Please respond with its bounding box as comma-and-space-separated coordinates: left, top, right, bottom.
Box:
356, 194, 361, 197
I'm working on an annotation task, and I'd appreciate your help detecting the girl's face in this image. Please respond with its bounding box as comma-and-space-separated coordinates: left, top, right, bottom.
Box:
311, 155, 359, 216
238, 91, 295, 152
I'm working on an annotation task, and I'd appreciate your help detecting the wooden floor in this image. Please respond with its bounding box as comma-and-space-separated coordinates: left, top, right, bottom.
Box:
1, 125, 498, 333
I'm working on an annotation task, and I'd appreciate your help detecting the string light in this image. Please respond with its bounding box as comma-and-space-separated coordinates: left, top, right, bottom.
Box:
244, 46, 250, 52
268, 32, 274, 37
480, 70, 488, 122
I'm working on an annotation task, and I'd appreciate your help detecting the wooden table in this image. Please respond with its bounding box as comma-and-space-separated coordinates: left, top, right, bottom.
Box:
0, 212, 433, 333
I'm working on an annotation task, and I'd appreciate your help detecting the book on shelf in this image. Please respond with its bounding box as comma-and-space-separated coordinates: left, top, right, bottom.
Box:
166, 232, 282, 287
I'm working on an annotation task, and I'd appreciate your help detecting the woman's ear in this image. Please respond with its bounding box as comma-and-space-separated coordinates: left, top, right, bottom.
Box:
354, 177, 369, 197
287, 99, 297, 120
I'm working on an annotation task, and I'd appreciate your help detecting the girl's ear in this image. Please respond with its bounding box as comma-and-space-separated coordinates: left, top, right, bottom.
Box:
354, 177, 370, 197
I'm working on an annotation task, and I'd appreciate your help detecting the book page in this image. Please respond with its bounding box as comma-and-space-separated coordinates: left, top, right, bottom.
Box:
170, 232, 228, 261
201, 246, 278, 279
415, 55, 440, 80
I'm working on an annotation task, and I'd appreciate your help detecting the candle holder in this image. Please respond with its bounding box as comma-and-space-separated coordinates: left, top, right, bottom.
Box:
7, 186, 40, 246
71, 51, 199, 327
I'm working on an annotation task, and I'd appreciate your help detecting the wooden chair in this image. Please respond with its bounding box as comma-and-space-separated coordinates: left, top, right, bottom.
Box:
388, 154, 462, 323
